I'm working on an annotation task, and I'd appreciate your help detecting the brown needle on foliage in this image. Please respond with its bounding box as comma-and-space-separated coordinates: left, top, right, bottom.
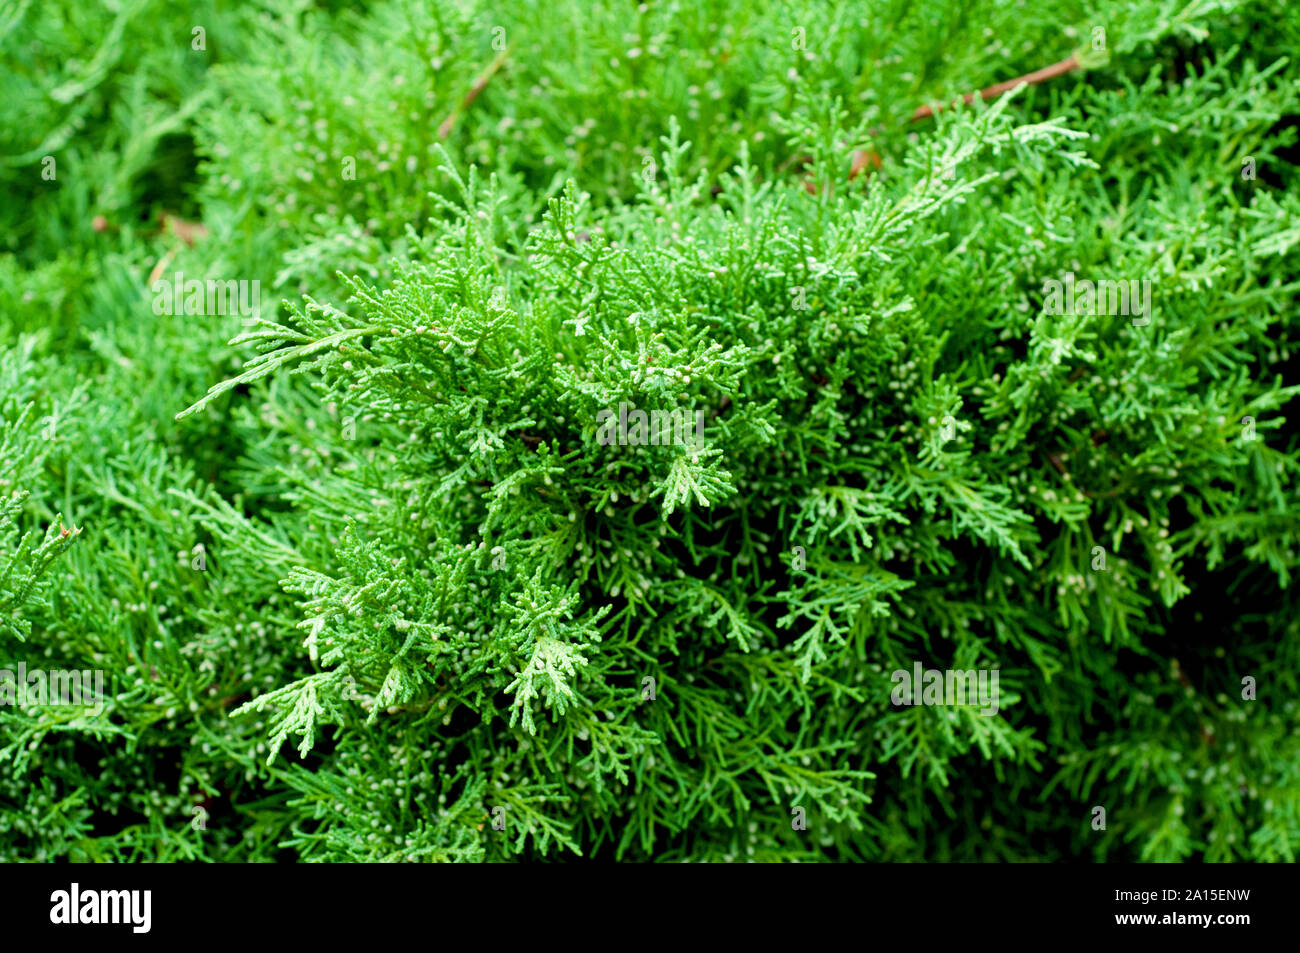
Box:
910, 54, 1082, 122
809, 53, 1086, 192
438, 46, 512, 140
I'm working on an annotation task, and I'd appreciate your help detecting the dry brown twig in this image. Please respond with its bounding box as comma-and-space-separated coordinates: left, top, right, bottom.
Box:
803, 53, 1086, 193
909, 54, 1082, 122
147, 211, 211, 285
438, 46, 512, 140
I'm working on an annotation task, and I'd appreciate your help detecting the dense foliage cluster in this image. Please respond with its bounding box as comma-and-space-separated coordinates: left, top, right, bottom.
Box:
2, 0, 1298, 861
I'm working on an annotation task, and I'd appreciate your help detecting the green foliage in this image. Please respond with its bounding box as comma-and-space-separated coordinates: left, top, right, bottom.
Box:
2, 0, 1299, 862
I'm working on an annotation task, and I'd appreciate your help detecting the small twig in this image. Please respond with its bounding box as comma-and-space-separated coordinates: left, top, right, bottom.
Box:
803, 147, 882, 195
849, 148, 881, 179
160, 211, 210, 246
910, 54, 1081, 122
147, 212, 210, 285
148, 245, 179, 287
437, 46, 511, 140
799, 52, 1086, 192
